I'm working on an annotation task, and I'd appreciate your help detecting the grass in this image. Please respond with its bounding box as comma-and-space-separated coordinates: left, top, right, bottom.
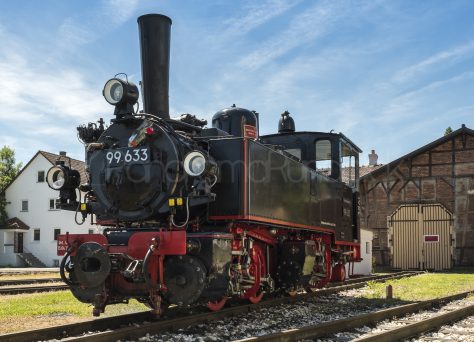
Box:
0, 290, 148, 317
0, 290, 148, 334
360, 271, 474, 301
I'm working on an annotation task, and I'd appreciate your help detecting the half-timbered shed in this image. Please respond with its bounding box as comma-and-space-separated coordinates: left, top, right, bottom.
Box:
359, 125, 474, 270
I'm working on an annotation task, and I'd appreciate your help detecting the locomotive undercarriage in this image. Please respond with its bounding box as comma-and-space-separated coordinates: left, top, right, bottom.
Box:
59, 223, 358, 316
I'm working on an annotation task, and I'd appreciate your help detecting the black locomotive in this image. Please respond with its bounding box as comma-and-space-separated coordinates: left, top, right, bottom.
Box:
48, 14, 362, 316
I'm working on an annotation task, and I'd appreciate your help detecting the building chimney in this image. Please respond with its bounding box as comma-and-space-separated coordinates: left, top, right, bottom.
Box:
59, 151, 67, 156
368, 149, 378, 166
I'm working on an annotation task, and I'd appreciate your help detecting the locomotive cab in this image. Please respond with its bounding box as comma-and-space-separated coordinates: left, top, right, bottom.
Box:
260, 111, 362, 243
260, 111, 362, 189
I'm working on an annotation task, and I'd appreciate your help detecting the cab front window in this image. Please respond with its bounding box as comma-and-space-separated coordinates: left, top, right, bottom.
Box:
315, 139, 332, 176
340, 141, 359, 188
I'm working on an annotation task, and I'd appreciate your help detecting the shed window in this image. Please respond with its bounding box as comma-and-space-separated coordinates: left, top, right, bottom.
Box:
366, 241, 370, 254
49, 198, 61, 210
315, 139, 332, 174
54, 229, 61, 241
33, 229, 40, 241
21, 200, 28, 212
37, 171, 45, 183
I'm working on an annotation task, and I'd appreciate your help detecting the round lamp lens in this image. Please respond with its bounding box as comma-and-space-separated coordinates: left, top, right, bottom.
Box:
52, 170, 65, 189
103, 79, 124, 105
111, 83, 123, 102
190, 156, 205, 175
183, 151, 207, 177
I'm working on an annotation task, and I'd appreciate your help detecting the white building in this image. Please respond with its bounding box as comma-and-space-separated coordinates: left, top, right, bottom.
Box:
352, 228, 374, 275
0, 151, 98, 267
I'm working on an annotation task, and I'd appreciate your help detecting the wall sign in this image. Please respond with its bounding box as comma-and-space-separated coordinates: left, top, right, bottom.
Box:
424, 235, 439, 243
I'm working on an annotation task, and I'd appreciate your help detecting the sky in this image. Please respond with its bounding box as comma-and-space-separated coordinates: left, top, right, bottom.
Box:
0, 0, 473, 167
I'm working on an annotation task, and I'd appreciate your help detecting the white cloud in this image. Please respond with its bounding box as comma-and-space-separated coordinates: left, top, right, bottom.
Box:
0, 42, 108, 123
379, 71, 474, 122
0, 0, 137, 164
105, 0, 139, 26
237, 0, 375, 70
223, 0, 301, 37
57, 0, 139, 49
58, 18, 96, 47
394, 40, 474, 83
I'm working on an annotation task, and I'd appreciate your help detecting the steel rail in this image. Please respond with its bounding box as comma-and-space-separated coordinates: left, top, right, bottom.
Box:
353, 302, 474, 342
0, 285, 68, 295
0, 278, 62, 286
0, 271, 422, 342
248, 291, 474, 341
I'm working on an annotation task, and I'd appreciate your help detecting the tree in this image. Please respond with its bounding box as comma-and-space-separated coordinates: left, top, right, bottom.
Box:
444, 127, 453, 135
0, 146, 22, 225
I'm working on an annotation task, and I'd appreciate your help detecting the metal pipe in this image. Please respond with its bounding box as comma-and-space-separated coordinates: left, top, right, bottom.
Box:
137, 14, 172, 119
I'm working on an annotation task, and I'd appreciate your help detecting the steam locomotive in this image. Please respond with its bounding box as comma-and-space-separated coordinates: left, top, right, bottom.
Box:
48, 14, 362, 316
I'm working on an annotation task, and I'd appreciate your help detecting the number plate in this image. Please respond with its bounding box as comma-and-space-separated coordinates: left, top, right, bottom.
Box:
105, 147, 150, 167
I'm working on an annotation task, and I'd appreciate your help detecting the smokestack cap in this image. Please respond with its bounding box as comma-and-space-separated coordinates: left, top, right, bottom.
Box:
137, 13, 172, 25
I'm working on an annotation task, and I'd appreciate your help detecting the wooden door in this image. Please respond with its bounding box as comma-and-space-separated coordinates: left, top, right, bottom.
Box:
14, 232, 24, 253
388, 204, 453, 270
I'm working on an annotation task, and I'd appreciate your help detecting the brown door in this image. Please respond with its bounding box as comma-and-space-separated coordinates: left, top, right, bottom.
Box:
422, 205, 453, 270
389, 204, 420, 269
14, 232, 24, 253
388, 204, 453, 271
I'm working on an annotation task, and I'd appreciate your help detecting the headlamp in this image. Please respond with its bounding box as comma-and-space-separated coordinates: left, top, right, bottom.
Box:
183, 151, 207, 177
46, 163, 80, 191
102, 78, 139, 107
46, 166, 66, 190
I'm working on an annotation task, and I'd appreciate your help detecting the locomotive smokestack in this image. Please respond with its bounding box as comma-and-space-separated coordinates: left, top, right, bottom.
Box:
137, 14, 172, 119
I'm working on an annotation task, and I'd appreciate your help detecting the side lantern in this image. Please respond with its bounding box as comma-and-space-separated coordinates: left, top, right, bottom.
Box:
46, 161, 81, 209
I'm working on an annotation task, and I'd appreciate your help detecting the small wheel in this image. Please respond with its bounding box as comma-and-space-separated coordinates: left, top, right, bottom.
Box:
207, 297, 228, 311
163, 255, 207, 305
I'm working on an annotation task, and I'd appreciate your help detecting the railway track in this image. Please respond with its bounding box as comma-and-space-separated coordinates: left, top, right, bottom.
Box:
0, 284, 68, 295
250, 291, 474, 341
0, 278, 61, 286
0, 271, 421, 342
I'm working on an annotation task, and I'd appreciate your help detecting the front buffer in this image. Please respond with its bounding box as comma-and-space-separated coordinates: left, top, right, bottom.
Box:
57, 230, 186, 316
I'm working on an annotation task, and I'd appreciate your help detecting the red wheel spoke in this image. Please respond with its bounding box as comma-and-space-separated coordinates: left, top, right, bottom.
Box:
240, 242, 266, 303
